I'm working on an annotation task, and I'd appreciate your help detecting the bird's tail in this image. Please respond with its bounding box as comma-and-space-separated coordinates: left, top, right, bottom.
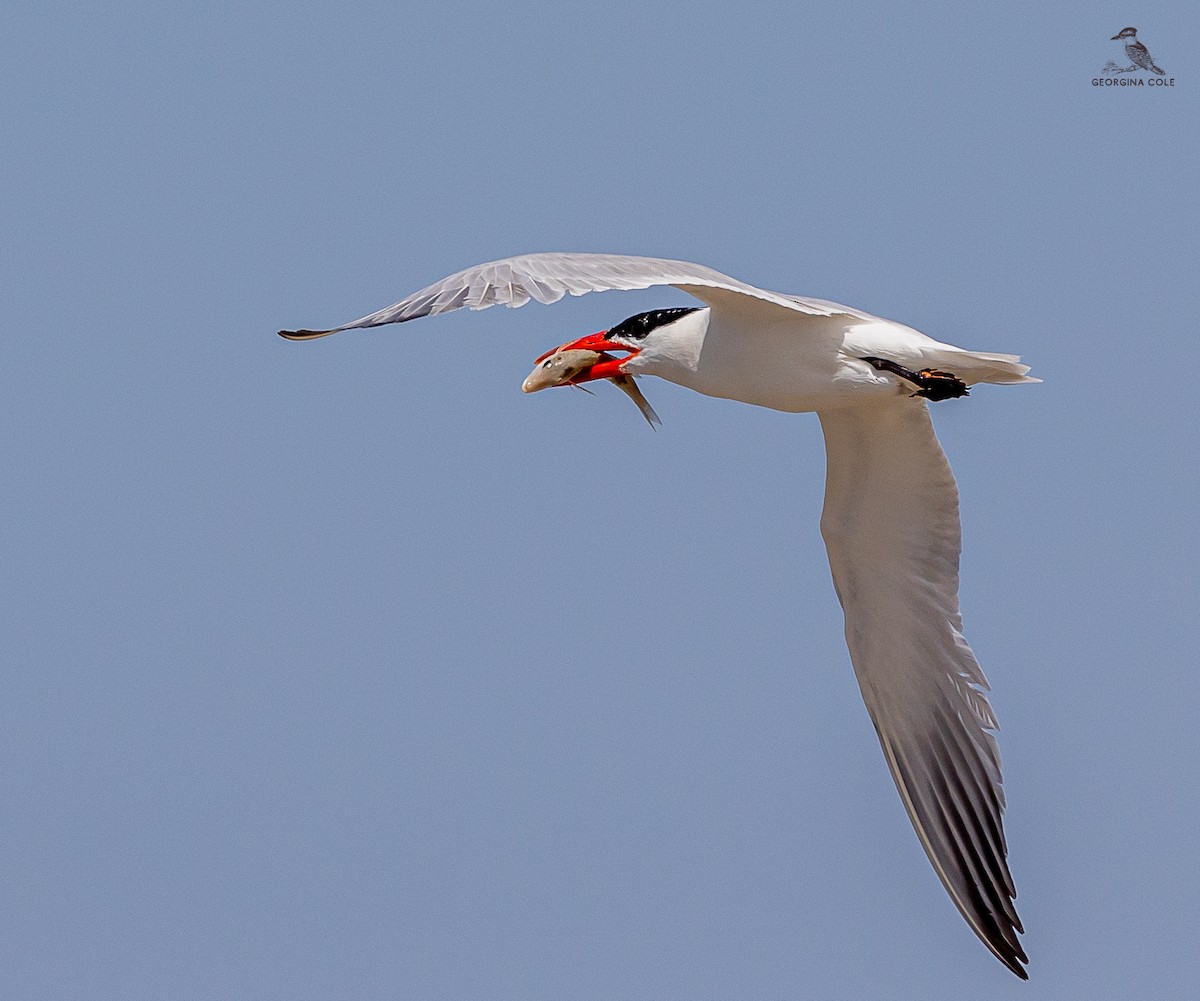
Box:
1151, 63, 1165, 75
938, 349, 1041, 386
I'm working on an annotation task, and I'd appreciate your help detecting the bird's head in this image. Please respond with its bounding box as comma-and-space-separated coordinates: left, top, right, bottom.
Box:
1112, 27, 1138, 40
533, 306, 707, 384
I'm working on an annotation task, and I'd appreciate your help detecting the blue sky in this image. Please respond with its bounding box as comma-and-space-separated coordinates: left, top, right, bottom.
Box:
3, 2, 1198, 998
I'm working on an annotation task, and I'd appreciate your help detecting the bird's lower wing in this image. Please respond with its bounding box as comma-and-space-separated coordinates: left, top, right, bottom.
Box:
817, 402, 1027, 978
279, 252, 861, 339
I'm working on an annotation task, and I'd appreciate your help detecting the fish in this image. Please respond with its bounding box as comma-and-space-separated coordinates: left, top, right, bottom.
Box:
521, 349, 605, 393
522, 349, 661, 428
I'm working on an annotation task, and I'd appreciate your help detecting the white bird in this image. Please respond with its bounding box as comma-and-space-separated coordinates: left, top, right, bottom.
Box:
280, 252, 1037, 978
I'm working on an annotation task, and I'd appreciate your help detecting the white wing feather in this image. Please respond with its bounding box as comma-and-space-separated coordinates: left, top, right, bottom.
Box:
818, 401, 1027, 979
278, 252, 875, 338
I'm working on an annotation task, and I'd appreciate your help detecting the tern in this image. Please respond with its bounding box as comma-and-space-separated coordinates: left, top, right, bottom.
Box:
280, 252, 1037, 978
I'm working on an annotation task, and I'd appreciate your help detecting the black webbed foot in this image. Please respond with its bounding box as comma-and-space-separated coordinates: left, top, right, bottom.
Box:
861, 356, 970, 402
911, 368, 970, 401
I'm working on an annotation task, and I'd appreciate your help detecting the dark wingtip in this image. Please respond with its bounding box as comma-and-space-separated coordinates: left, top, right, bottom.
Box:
278, 328, 334, 341
996, 938, 1030, 980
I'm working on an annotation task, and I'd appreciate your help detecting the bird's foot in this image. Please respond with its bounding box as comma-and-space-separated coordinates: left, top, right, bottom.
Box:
861, 356, 970, 401
912, 368, 970, 401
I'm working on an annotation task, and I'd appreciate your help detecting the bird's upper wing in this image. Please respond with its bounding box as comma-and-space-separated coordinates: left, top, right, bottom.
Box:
279, 252, 873, 339
817, 401, 1027, 979
1128, 41, 1153, 68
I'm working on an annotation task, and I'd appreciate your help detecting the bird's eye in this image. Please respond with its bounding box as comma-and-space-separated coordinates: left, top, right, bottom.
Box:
542, 359, 554, 368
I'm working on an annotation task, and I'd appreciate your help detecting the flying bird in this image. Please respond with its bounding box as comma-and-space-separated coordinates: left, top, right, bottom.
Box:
280, 252, 1036, 978
1111, 27, 1166, 74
